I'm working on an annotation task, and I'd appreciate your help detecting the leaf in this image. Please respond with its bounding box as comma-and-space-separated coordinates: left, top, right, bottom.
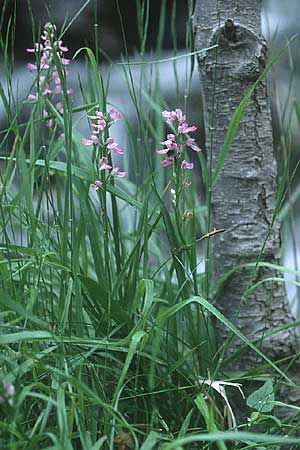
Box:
178, 410, 193, 438
139, 431, 161, 450
157, 297, 293, 385
131, 279, 154, 315
195, 394, 228, 450
247, 380, 275, 413
91, 436, 107, 450
78, 275, 133, 326
0, 331, 53, 345
161, 431, 300, 449
112, 331, 146, 406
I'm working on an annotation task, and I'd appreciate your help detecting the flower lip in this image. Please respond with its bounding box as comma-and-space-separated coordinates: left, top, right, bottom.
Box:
111, 167, 127, 177
167, 133, 175, 141
178, 123, 197, 134
99, 156, 112, 171
109, 108, 122, 122
160, 156, 175, 167
181, 159, 194, 170
106, 139, 124, 154
156, 148, 170, 155
88, 111, 104, 120
81, 135, 99, 146
90, 180, 102, 190
91, 120, 106, 132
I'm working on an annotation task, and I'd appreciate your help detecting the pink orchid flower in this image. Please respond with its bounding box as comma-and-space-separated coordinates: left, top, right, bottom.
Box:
175, 108, 186, 124
91, 119, 106, 132
88, 111, 104, 120
26, 63, 37, 70
111, 167, 127, 177
28, 93, 38, 100
109, 108, 122, 122
178, 123, 197, 134
81, 135, 99, 146
26, 43, 43, 53
186, 138, 201, 152
162, 110, 177, 125
99, 157, 112, 171
160, 157, 175, 167
181, 160, 194, 170
90, 180, 102, 190
156, 148, 170, 155
58, 41, 69, 52
106, 137, 124, 154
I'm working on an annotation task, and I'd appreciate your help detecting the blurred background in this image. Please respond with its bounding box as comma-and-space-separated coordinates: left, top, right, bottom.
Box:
0, 0, 300, 311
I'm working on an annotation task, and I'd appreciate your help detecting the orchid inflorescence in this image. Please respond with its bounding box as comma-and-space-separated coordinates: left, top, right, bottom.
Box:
26, 22, 72, 127
81, 108, 127, 190
156, 108, 201, 169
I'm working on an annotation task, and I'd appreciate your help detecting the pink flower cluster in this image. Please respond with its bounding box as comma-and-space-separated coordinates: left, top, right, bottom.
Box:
157, 109, 201, 169
81, 108, 127, 189
26, 22, 72, 125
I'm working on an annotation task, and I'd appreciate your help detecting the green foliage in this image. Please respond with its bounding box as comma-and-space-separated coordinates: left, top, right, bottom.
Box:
247, 379, 275, 413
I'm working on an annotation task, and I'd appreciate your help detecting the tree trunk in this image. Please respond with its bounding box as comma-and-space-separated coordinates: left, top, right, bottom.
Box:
193, 0, 300, 382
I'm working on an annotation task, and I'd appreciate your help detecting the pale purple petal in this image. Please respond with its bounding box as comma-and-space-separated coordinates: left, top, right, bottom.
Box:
42, 88, 52, 95
55, 102, 63, 113
88, 111, 104, 120
107, 141, 124, 154
186, 138, 195, 146
91, 119, 106, 131
26, 43, 43, 53
167, 133, 175, 141
114, 171, 127, 177
99, 156, 112, 170
175, 108, 186, 124
178, 123, 197, 134
82, 138, 93, 146
82, 136, 98, 146
160, 139, 174, 148
28, 93, 38, 100
162, 110, 171, 118
181, 160, 194, 170
109, 108, 122, 122
100, 163, 112, 171
58, 41, 69, 52
5, 384, 15, 396
90, 135, 99, 143
156, 148, 170, 154
61, 58, 70, 65
162, 110, 176, 124
160, 157, 175, 167
27, 63, 37, 70
111, 167, 127, 177
190, 144, 201, 152
90, 180, 102, 190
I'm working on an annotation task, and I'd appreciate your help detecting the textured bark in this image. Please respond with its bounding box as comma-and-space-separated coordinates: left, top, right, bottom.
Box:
193, 0, 300, 376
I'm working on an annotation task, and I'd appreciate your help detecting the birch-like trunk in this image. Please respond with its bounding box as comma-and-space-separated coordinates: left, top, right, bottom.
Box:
193, 0, 300, 381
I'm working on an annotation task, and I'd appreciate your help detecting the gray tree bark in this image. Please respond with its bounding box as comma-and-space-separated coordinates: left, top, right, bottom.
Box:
193, 0, 300, 380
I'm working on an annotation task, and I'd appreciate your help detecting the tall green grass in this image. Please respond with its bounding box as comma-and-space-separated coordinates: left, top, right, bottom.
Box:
0, 1, 300, 449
